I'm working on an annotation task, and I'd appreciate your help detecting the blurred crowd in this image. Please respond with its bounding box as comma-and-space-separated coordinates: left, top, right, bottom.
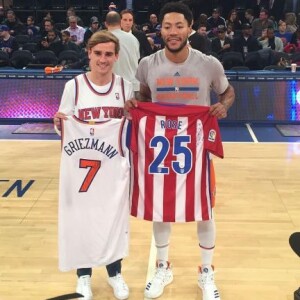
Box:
1, 0, 300, 70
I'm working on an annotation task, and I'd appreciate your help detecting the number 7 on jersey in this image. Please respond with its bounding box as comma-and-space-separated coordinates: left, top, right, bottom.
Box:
79, 159, 101, 192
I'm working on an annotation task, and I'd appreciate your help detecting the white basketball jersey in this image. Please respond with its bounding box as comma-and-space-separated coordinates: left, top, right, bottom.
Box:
59, 115, 130, 271
74, 73, 127, 120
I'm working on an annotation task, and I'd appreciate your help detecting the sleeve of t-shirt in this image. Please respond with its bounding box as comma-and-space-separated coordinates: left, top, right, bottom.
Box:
135, 56, 149, 86
210, 56, 229, 96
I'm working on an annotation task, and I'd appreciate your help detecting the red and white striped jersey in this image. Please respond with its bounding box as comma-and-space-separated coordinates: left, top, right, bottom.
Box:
130, 102, 223, 223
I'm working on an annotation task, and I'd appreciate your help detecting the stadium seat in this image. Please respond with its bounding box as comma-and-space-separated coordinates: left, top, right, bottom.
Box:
22, 42, 38, 53
69, 0, 83, 9
55, 23, 67, 31
15, 35, 30, 48
273, 51, 291, 64
263, 65, 285, 70
0, 50, 11, 67
58, 50, 80, 66
31, 50, 58, 68
85, 0, 99, 9
291, 52, 300, 65
245, 49, 274, 70
221, 51, 244, 70
13, 0, 35, 9
207, 51, 219, 59
50, 0, 66, 9
230, 66, 250, 71
10, 50, 33, 69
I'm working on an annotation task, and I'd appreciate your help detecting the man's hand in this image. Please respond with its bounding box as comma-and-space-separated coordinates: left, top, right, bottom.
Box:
209, 102, 228, 119
124, 99, 138, 119
53, 112, 67, 131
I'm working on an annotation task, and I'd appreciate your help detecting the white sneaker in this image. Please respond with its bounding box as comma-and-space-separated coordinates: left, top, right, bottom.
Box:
198, 266, 220, 300
107, 273, 129, 300
76, 275, 93, 300
144, 261, 173, 299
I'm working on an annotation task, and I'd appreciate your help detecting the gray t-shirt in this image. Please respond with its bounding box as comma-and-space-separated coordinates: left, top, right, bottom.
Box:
136, 48, 228, 106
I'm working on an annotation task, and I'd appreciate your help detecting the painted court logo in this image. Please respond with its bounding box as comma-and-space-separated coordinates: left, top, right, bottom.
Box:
208, 129, 216, 142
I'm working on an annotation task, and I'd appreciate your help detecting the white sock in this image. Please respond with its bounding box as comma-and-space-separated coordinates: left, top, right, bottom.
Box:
197, 219, 216, 266
153, 222, 171, 261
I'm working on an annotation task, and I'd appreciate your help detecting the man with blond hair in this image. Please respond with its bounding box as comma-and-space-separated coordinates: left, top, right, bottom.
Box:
54, 31, 133, 300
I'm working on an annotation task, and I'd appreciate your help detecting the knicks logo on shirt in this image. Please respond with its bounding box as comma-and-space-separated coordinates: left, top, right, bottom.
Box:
208, 129, 216, 142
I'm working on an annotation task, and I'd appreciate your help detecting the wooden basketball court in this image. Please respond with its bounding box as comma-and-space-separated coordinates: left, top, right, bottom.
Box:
1, 140, 300, 300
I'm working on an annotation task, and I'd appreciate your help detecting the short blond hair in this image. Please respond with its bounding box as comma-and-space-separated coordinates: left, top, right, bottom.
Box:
86, 30, 120, 54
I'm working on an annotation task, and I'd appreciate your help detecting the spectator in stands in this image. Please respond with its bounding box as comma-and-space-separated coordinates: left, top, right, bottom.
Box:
246, 0, 269, 18
147, 36, 159, 53
108, 1, 118, 11
245, 9, 255, 26
211, 25, 233, 59
2, 10, 25, 36
258, 27, 283, 51
199, 13, 208, 24
106, 1, 131, 12
226, 23, 235, 39
197, 23, 212, 52
147, 13, 161, 36
66, 16, 85, 47
44, 11, 53, 20
40, 19, 62, 41
233, 23, 262, 59
39, 30, 63, 57
284, 0, 300, 19
289, 27, 300, 52
251, 9, 274, 38
120, 9, 153, 59
269, 15, 278, 31
105, 11, 140, 93
193, 13, 208, 31
66, 7, 84, 27
188, 21, 209, 53
152, 25, 164, 49
285, 12, 298, 33
2, 0, 12, 9
0, 24, 19, 57
65, 48, 89, 70
206, 8, 226, 37
226, 9, 242, 32
26, 16, 39, 41
37, 11, 53, 28
61, 30, 80, 53
84, 16, 102, 47
0, 6, 5, 24
275, 20, 293, 46
141, 23, 150, 35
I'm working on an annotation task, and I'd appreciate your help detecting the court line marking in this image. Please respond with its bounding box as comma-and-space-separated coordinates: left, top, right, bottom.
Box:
245, 123, 258, 143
